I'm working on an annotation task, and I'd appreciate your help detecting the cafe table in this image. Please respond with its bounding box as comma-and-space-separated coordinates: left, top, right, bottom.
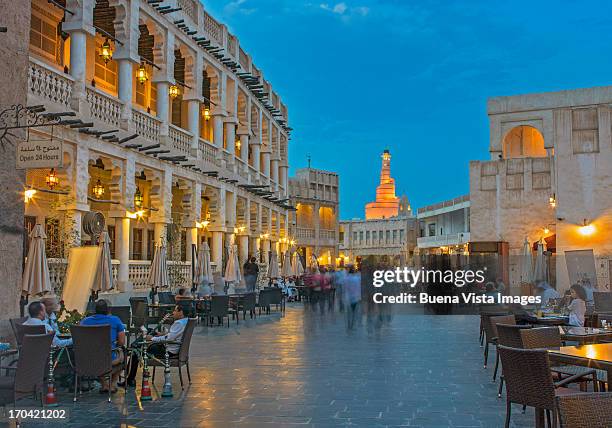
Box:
548, 343, 612, 383
559, 326, 612, 345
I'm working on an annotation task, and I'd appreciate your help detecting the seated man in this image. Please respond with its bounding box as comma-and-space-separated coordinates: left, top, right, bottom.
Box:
24, 301, 72, 348
40, 294, 61, 334
125, 304, 188, 386
80, 300, 126, 393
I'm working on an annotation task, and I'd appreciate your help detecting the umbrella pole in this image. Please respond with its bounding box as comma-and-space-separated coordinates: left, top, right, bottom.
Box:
191, 244, 197, 294
20, 294, 28, 317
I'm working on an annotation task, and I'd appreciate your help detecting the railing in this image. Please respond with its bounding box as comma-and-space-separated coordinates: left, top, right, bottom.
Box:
417, 194, 470, 214
204, 11, 223, 45
248, 165, 259, 183
296, 228, 315, 239
169, 124, 192, 156
417, 232, 471, 248
222, 149, 233, 166
235, 158, 249, 180
239, 47, 249, 70
86, 86, 122, 126
178, 0, 198, 23
319, 229, 336, 240
128, 260, 150, 289
28, 58, 73, 108
227, 35, 237, 57
199, 137, 218, 164
132, 108, 161, 143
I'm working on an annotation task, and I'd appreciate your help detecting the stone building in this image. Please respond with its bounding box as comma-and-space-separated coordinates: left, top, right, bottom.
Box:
416, 195, 470, 255
18, 0, 292, 294
365, 149, 410, 219
470, 86, 612, 292
288, 167, 339, 266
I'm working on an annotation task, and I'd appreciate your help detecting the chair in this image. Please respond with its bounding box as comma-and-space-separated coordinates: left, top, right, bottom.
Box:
131, 300, 150, 331
498, 345, 595, 428
150, 318, 197, 389
111, 306, 131, 327
593, 292, 612, 313
9, 317, 27, 346
489, 315, 516, 381
14, 324, 46, 349
208, 295, 230, 327
257, 289, 274, 315
556, 392, 612, 428
0, 333, 53, 408
481, 312, 511, 369
240, 293, 257, 320
268, 287, 285, 313
496, 323, 533, 397
70, 325, 119, 403
158, 292, 176, 305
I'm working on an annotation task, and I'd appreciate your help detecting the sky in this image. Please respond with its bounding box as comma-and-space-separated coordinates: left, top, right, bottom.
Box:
204, 0, 612, 219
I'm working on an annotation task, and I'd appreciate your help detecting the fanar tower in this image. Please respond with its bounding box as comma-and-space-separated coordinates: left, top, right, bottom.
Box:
365, 149, 410, 219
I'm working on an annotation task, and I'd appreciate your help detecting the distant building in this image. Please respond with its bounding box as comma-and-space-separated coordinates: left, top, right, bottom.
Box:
339, 149, 416, 265
417, 195, 470, 255
289, 168, 339, 266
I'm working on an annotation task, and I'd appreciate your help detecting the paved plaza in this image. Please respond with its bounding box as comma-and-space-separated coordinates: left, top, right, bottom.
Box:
9, 304, 538, 428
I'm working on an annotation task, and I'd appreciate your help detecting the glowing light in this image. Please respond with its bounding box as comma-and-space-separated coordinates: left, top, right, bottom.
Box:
235, 139, 241, 151
126, 210, 145, 219
549, 194, 556, 208
92, 179, 105, 198
543, 227, 550, 235
578, 220, 595, 236
99, 38, 113, 64
45, 168, 59, 189
169, 84, 180, 99
196, 220, 210, 229
136, 64, 149, 84
134, 186, 143, 208
203, 108, 211, 120
24, 188, 37, 203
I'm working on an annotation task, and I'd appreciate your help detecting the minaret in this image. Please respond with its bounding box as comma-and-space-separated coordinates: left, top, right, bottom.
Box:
365, 149, 400, 219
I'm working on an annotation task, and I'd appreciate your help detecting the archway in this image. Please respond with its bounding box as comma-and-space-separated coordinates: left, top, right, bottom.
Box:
502, 125, 546, 159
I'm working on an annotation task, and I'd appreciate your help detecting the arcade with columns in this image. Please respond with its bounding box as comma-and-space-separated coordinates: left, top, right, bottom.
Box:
21, 0, 293, 292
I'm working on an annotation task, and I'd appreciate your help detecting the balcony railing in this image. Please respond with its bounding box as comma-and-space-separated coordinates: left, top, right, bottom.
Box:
235, 157, 249, 180
132, 108, 161, 143
86, 86, 123, 127
296, 227, 315, 239
417, 232, 471, 248
199, 138, 218, 165
319, 229, 336, 240
204, 11, 223, 45
169, 124, 192, 156
28, 58, 73, 108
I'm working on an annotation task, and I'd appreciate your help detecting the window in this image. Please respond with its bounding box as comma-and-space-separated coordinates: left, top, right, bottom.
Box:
428, 223, 436, 236
171, 96, 183, 127
94, 37, 117, 94
366, 231, 370, 245
147, 230, 155, 260
400, 229, 405, 243
30, 8, 60, 64
353, 231, 358, 244
359, 231, 364, 245
386, 230, 390, 244
135, 64, 156, 113
372, 231, 377, 243
379, 230, 384, 244
133, 228, 143, 260
393, 230, 397, 243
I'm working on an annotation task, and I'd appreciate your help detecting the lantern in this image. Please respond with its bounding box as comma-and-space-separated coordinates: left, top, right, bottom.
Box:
203, 107, 211, 121
134, 186, 143, 208
136, 64, 149, 85
45, 168, 59, 189
169, 84, 180, 99
92, 179, 105, 198
235, 138, 241, 151
99, 38, 113, 64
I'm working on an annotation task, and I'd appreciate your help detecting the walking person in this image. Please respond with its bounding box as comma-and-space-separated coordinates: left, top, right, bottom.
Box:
344, 265, 362, 330
243, 256, 259, 292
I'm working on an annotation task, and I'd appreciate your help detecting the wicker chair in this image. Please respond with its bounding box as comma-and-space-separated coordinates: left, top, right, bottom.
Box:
268, 287, 285, 313
257, 289, 275, 315
15, 324, 47, 349
150, 318, 197, 389
70, 325, 121, 403
495, 323, 533, 397
208, 295, 230, 327
479, 308, 508, 346
556, 392, 612, 428
240, 293, 257, 320
521, 328, 607, 391
482, 313, 512, 369
489, 315, 516, 381
9, 317, 28, 345
498, 345, 596, 428
0, 333, 54, 408
111, 306, 131, 327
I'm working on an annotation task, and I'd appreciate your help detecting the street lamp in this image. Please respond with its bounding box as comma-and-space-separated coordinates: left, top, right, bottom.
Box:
136, 64, 149, 85
169, 84, 180, 99
99, 38, 113, 64
92, 179, 105, 198
45, 168, 59, 189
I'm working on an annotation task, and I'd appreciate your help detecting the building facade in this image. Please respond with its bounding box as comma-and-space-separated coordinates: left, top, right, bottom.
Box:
416, 195, 470, 255
288, 167, 339, 266
365, 149, 410, 219
470, 86, 612, 292
19, 0, 292, 293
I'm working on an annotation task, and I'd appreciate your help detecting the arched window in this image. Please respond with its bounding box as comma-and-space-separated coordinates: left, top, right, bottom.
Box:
502, 125, 546, 159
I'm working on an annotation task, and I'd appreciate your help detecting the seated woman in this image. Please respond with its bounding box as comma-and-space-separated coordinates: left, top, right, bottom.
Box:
567, 283, 587, 327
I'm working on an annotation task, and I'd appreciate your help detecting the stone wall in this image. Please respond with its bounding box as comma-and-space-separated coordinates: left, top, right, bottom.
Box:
0, 0, 31, 341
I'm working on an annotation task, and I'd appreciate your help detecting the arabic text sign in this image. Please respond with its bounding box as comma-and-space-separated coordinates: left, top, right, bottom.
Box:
16, 140, 63, 169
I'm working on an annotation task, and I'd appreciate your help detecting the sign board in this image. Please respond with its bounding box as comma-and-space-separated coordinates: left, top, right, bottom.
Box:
16, 140, 63, 169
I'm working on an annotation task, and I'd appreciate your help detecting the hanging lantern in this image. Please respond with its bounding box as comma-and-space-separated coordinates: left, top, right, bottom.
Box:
169, 84, 180, 99
99, 38, 113, 64
45, 168, 59, 189
136, 63, 149, 85
235, 138, 241, 151
92, 179, 105, 198
203, 107, 211, 121
134, 186, 143, 208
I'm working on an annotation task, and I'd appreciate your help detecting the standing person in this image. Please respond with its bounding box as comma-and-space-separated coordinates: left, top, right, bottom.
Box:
243, 256, 259, 292
24, 301, 73, 348
344, 266, 362, 330
567, 283, 587, 327
334, 267, 348, 312
80, 300, 126, 392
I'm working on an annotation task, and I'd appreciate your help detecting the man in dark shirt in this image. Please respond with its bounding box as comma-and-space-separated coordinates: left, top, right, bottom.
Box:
243, 256, 259, 292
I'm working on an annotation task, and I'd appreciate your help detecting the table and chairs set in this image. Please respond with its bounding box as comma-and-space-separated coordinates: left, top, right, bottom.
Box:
480, 304, 612, 428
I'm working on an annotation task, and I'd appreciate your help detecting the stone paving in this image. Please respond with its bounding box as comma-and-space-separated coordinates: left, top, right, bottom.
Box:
6, 303, 543, 427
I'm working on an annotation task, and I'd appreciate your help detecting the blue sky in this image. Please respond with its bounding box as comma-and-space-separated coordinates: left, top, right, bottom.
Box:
205, 0, 612, 219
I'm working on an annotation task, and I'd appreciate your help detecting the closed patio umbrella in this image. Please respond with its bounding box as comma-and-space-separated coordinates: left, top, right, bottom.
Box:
268, 249, 279, 279
195, 242, 213, 285
520, 237, 533, 284
282, 250, 293, 278
93, 231, 114, 292
21, 224, 52, 297
224, 244, 242, 284
292, 251, 305, 277
533, 239, 547, 283
147, 241, 169, 288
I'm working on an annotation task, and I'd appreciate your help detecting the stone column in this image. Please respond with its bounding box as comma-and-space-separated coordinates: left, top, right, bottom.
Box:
239, 133, 249, 164
117, 59, 133, 120
156, 82, 170, 135
153, 222, 166, 245
116, 217, 131, 292
314, 203, 321, 256
279, 165, 289, 197
67, 29, 88, 111
250, 142, 261, 173
271, 158, 279, 191
249, 236, 259, 259
213, 115, 224, 148
211, 231, 223, 269
187, 99, 200, 153
262, 238, 271, 263
262, 151, 271, 180
225, 122, 236, 156
238, 234, 249, 265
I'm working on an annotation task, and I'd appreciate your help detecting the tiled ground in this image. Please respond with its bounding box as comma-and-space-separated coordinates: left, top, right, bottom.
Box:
6, 303, 542, 427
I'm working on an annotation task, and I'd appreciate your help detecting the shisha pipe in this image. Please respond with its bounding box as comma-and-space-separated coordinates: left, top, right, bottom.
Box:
161, 345, 173, 397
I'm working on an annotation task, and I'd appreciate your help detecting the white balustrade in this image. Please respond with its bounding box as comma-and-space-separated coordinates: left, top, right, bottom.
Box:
178, 0, 198, 23
204, 11, 223, 45
169, 124, 192, 156
199, 138, 218, 164
86, 87, 122, 126
320, 229, 336, 240
28, 58, 73, 107
239, 47, 249, 70
132, 109, 161, 143
128, 260, 151, 289
296, 228, 315, 239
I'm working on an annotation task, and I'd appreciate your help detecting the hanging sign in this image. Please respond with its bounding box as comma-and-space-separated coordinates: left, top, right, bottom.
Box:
16, 140, 63, 169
